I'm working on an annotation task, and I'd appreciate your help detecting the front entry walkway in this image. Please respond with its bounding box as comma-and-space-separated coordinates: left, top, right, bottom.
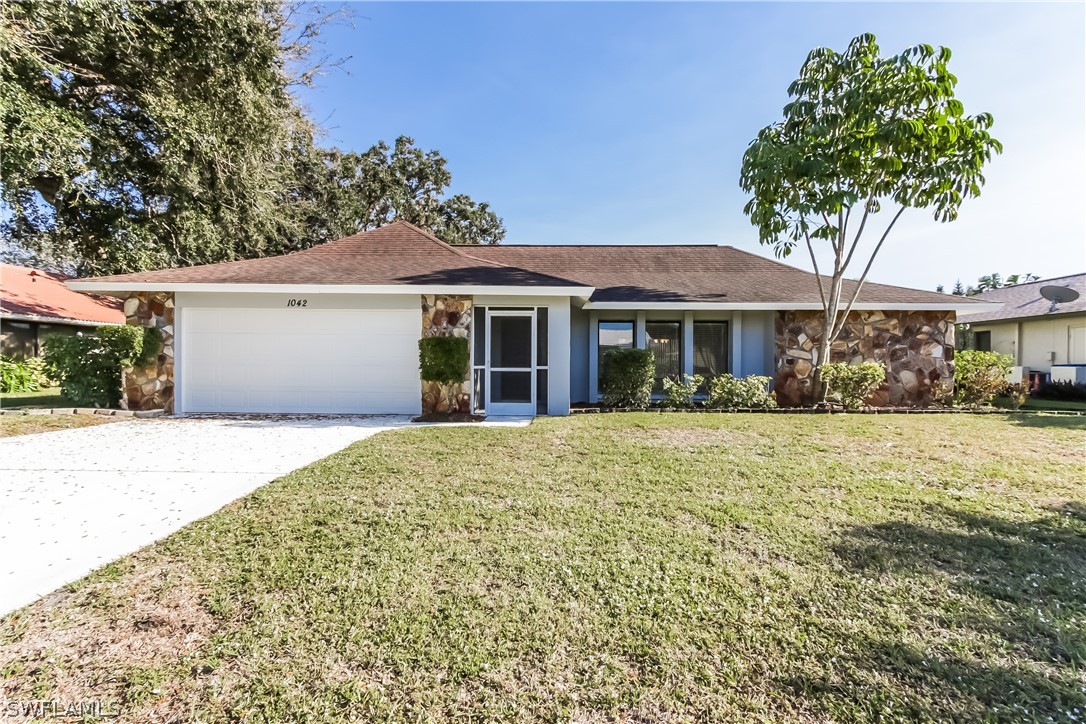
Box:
0, 416, 416, 615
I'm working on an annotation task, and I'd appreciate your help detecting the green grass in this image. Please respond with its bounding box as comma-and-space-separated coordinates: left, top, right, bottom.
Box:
0, 387, 73, 409
1007, 399, 1086, 410
0, 411, 118, 437
1, 414, 1083, 722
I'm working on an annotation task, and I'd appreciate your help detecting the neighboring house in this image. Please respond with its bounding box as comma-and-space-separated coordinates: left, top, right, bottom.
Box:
1, 264, 125, 359
68, 221, 993, 414
957, 273, 1086, 376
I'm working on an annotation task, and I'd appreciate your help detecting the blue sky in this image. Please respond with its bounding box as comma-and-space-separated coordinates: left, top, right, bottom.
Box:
295, 2, 1086, 291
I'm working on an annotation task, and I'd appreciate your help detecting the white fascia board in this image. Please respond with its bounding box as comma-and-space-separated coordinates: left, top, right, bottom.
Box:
582, 301, 1004, 313
66, 282, 596, 298
0, 312, 122, 327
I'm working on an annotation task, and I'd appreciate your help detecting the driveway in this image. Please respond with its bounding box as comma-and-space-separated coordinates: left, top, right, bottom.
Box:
0, 416, 413, 615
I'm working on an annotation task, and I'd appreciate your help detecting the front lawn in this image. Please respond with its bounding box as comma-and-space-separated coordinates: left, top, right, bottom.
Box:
0, 412, 119, 437
0, 387, 73, 409
993, 395, 1086, 412
1, 414, 1083, 721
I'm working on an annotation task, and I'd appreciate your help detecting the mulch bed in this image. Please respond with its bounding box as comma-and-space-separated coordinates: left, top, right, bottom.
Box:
412, 412, 487, 423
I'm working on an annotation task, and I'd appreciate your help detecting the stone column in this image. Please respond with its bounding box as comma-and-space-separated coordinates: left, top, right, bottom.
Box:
420, 295, 472, 414
121, 292, 175, 412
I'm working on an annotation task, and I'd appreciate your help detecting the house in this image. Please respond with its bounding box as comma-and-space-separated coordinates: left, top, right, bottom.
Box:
956, 273, 1086, 379
1, 264, 125, 359
67, 221, 993, 414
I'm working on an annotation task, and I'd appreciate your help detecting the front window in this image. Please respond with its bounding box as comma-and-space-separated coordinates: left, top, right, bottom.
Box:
646, 321, 681, 392
598, 321, 634, 383
693, 322, 728, 380
974, 330, 992, 352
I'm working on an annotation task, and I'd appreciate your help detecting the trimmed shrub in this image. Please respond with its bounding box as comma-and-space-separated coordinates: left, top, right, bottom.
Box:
661, 374, 704, 409
954, 349, 1013, 408
43, 325, 145, 407
821, 361, 886, 410
1033, 380, 1086, 402
0, 356, 39, 393
707, 374, 776, 409
601, 348, 655, 408
418, 336, 469, 384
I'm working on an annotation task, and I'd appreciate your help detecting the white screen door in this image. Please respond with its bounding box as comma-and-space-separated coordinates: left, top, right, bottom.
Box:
486, 310, 536, 415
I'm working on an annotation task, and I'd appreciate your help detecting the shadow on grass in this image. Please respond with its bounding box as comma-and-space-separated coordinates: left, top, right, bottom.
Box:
803, 504, 1086, 720
1005, 413, 1086, 430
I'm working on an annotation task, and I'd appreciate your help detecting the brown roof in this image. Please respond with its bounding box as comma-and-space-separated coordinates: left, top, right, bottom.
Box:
468, 244, 970, 306
1, 264, 124, 325
74, 221, 976, 307
81, 222, 581, 288
956, 273, 1086, 323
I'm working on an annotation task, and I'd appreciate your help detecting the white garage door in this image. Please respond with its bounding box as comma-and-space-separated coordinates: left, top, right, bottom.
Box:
181, 307, 421, 414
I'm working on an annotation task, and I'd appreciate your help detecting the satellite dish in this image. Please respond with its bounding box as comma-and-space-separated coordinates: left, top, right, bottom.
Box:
1040, 285, 1080, 312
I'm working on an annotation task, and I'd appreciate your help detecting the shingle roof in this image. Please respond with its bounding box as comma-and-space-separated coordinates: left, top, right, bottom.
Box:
80, 222, 581, 288
956, 273, 1086, 323
468, 243, 964, 305
71, 220, 980, 307
1, 264, 124, 325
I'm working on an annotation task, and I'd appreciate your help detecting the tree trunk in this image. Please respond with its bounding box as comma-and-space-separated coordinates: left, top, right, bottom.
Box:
813, 309, 834, 403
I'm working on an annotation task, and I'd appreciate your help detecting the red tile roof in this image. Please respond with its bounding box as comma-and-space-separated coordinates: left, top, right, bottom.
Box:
71, 221, 980, 307
1, 264, 124, 325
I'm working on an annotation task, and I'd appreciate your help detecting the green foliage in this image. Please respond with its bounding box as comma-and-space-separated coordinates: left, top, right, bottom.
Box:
600, 348, 655, 408
418, 336, 469, 385
1003, 381, 1030, 410
134, 327, 163, 368
740, 34, 1000, 400
741, 34, 1002, 256
1034, 380, 1086, 403
308, 138, 506, 247
821, 362, 886, 410
953, 349, 1013, 407
944, 273, 1040, 296
43, 326, 145, 407
661, 374, 704, 409
1, 3, 504, 276
0, 355, 39, 393
707, 374, 777, 409
23, 355, 55, 388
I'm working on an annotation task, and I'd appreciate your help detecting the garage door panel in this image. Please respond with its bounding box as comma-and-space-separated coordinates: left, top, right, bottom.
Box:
182, 307, 421, 414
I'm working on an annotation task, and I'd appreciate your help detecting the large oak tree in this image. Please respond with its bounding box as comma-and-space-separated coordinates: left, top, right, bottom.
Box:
1, 0, 503, 277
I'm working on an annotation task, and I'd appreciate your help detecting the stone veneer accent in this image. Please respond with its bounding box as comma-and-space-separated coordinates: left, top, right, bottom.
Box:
122, 292, 175, 412
421, 294, 473, 415
775, 309, 955, 408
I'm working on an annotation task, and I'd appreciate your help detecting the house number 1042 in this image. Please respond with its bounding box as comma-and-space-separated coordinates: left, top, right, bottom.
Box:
286, 299, 308, 307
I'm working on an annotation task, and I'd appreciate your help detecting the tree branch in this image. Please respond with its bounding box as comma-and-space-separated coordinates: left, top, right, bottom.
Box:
830, 205, 907, 340
801, 216, 828, 311
840, 191, 875, 272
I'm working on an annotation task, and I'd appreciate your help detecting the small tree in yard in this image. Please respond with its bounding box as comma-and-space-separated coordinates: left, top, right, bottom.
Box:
740, 33, 1001, 401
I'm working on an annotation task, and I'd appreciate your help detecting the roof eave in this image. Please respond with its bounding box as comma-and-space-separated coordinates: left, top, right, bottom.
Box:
958, 308, 1086, 324
66, 281, 596, 298
583, 301, 1004, 312
0, 311, 123, 327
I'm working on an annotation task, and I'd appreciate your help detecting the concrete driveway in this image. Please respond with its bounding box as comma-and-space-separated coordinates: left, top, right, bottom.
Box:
0, 415, 412, 615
